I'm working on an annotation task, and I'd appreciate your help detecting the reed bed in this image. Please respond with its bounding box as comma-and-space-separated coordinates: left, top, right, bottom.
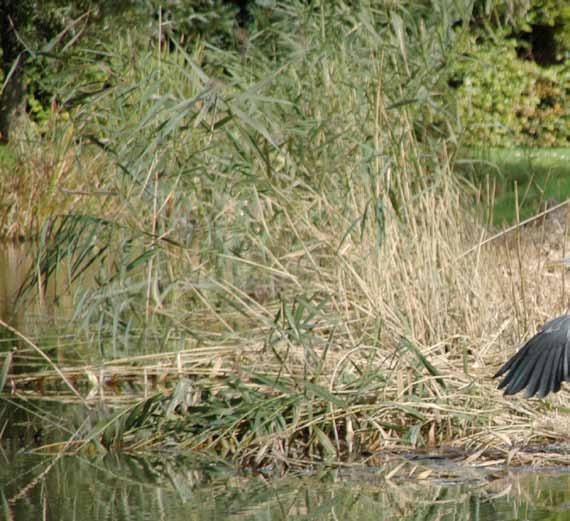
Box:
4, 219, 570, 466
1, 1, 569, 466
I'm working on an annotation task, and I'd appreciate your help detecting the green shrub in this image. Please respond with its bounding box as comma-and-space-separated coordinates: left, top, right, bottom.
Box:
452, 36, 568, 147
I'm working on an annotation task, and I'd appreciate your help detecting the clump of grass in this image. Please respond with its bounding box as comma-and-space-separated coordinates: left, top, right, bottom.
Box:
3, 1, 569, 464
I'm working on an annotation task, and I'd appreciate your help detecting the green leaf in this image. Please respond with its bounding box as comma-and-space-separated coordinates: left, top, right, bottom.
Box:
313, 425, 337, 460
304, 382, 346, 407
400, 339, 446, 390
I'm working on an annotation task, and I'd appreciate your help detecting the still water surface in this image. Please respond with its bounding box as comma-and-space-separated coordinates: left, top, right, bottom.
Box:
1, 443, 569, 521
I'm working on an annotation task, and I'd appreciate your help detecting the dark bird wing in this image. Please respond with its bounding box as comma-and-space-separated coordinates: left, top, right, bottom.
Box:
495, 314, 570, 398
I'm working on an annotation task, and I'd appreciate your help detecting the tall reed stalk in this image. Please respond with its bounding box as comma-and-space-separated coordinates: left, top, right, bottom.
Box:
7, 1, 569, 462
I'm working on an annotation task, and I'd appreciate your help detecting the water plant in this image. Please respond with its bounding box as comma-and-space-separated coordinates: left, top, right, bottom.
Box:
1, 1, 568, 465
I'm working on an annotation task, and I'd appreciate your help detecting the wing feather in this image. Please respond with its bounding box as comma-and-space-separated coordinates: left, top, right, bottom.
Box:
535, 340, 561, 398
495, 315, 570, 398
523, 344, 551, 398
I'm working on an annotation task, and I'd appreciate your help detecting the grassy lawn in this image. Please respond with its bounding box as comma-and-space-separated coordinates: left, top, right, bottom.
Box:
457, 148, 570, 226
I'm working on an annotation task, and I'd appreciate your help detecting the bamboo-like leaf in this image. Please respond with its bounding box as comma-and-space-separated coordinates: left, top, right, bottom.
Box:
0, 351, 13, 393
304, 382, 346, 408
313, 425, 337, 460
400, 339, 446, 389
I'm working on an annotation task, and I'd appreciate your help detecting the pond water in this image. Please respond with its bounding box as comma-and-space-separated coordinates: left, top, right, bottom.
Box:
1, 444, 570, 521
1, 395, 569, 521
0, 243, 74, 326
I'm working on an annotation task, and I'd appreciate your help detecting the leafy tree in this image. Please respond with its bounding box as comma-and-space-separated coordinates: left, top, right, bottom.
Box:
0, 0, 135, 142
0, 0, 253, 142
0, 0, 31, 141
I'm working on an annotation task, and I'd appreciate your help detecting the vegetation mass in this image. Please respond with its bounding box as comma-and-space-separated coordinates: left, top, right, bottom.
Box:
0, 0, 569, 467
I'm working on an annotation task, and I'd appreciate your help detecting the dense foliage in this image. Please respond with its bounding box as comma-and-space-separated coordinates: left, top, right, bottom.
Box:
1, 0, 568, 148
449, 0, 569, 147
452, 36, 568, 147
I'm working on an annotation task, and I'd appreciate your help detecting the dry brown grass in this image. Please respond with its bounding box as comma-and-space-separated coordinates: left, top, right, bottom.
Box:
4, 176, 568, 464
1, 3, 568, 465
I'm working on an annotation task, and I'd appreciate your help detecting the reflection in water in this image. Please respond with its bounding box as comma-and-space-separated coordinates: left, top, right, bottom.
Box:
0, 243, 26, 326
0, 447, 569, 521
0, 244, 94, 386
0, 243, 75, 327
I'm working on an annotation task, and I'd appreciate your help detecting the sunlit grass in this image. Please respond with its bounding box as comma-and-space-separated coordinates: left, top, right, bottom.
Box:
458, 147, 570, 226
